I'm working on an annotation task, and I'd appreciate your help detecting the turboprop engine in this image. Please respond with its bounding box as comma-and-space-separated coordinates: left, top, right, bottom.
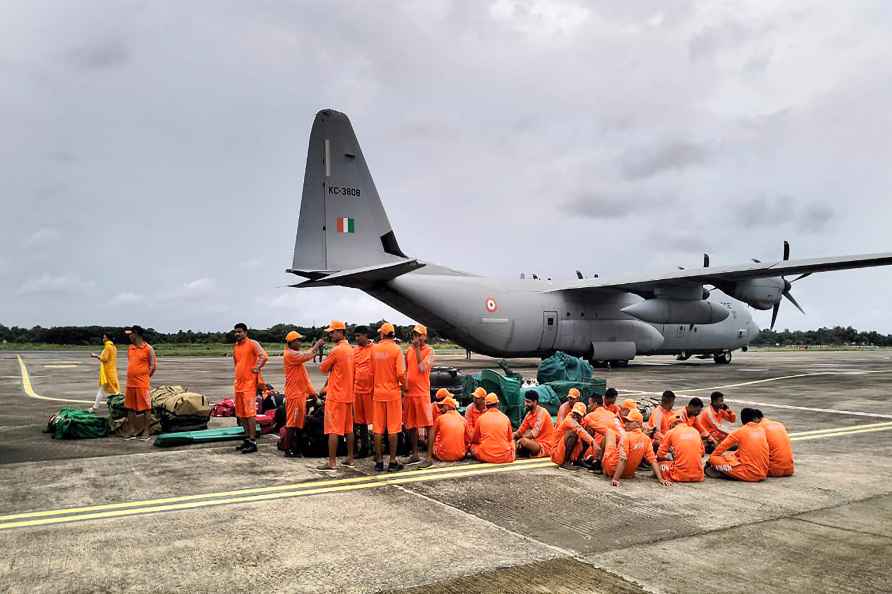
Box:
621, 298, 730, 324
727, 277, 785, 310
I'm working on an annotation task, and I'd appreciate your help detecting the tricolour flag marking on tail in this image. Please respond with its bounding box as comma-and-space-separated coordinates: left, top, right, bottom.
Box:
336, 217, 355, 234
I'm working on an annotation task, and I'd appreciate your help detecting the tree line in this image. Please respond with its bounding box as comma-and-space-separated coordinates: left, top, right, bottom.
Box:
749, 326, 892, 347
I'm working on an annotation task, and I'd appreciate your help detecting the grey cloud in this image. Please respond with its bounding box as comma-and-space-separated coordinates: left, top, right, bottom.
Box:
732, 196, 835, 234
67, 38, 130, 71
689, 21, 755, 62
17, 274, 96, 296
563, 191, 638, 220
798, 203, 835, 232
619, 141, 709, 180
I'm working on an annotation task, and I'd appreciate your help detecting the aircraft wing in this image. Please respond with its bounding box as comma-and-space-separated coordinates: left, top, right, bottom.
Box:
548, 252, 892, 294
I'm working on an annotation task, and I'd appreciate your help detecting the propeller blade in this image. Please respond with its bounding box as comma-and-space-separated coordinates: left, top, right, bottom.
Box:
703, 253, 710, 268
783, 240, 790, 261
770, 302, 780, 330
783, 291, 806, 315
576, 270, 583, 279
752, 258, 762, 263
791, 272, 812, 283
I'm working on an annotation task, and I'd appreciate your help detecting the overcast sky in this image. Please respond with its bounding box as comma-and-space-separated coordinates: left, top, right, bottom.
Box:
3, 1, 892, 333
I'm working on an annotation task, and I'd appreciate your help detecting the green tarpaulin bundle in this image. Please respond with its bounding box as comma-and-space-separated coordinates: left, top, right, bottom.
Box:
154, 426, 246, 448
547, 379, 607, 401
106, 394, 127, 420
46, 408, 109, 439
537, 351, 594, 384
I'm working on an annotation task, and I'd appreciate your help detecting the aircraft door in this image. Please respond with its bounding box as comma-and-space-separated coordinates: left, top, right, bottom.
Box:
540, 311, 558, 351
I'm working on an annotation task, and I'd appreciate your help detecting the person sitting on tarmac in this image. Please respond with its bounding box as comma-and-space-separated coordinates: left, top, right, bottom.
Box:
423, 396, 467, 466
431, 387, 450, 425
603, 388, 620, 415
465, 387, 487, 441
556, 388, 582, 425
707, 408, 770, 482
753, 409, 795, 477
696, 391, 737, 452
552, 402, 597, 469
647, 390, 677, 448
603, 410, 672, 487
470, 394, 515, 464
656, 414, 705, 483
582, 392, 625, 473
514, 390, 555, 458
619, 399, 638, 419
677, 397, 711, 445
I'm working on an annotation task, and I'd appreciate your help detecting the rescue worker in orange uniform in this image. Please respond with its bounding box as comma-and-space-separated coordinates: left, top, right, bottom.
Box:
371, 322, 406, 472
647, 390, 677, 448
513, 390, 555, 457
465, 387, 487, 440
426, 396, 467, 463
603, 388, 620, 415
753, 409, 794, 477
232, 323, 269, 454
318, 320, 355, 470
707, 408, 770, 482
696, 391, 737, 452
556, 388, 581, 426
656, 414, 705, 482
677, 397, 711, 446
404, 324, 434, 464
470, 394, 515, 464
552, 402, 596, 469
124, 325, 156, 438
282, 330, 322, 458
351, 326, 374, 458
431, 387, 450, 425
619, 399, 638, 419
603, 410, 672, 487
582, 392, 625, 470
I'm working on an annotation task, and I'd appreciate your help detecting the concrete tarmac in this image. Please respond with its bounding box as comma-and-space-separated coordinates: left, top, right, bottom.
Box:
1, 349, 891, 593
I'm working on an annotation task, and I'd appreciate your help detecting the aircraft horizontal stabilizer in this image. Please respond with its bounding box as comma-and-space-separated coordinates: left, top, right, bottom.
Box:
287, 259, 425, 289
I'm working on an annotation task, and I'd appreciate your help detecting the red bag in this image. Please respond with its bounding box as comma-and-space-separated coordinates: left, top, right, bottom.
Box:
256, 411, 276, 434
211, 399, 235, 417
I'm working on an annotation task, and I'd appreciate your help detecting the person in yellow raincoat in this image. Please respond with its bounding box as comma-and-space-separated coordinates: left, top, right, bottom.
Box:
90, 333, 119, 411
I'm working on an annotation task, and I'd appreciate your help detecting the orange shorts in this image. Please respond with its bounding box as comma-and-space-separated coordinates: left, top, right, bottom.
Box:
285, 396, 306, 429
324, 400, 353, 436
373, 399, 402, 435
403, 396, 432, 429
659, 462, 705, 483
235, 390, 256, 419
709, 453, 765, 482
124, 387, 151, 412
353, 390, 374, 425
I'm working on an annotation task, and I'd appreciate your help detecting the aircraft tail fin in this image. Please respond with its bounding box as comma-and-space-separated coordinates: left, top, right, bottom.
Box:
289, 109, 409, 277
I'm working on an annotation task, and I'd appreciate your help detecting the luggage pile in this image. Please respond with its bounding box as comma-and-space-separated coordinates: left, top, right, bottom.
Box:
151, 385, 211, 433
45, 408, 109, 439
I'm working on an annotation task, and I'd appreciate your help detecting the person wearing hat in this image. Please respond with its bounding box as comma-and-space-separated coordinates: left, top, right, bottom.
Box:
371, 322, 406, 472
656, 413, 706, 482
513, 390, 555, 458
603, 388, 620, 415
556, 388, 582, 426
602, 409, 671, 487
231, 323, 269, 454
318, 320, 356, 470
404, 323, 435, 464
282, 330, 323, 457
582, 392, 625, 451
430, 387, 450, 426
469, 393, 515, 464
551, 402, 596, 469
351, 326, 375, 458
424, 396, 467, 465
464, 386, 488, 441
619, 399, 638, 419
124, 325, 156, 437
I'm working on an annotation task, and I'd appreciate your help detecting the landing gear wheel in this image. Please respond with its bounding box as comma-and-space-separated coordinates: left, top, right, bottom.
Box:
676, 353, 691, 361
713, 351, 732, 365
610, 360, 630, 368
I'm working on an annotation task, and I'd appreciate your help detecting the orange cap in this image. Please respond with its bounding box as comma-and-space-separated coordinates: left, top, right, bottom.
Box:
472, 387, 487, 399
667, 413, 683, 427
285, 330, 303, 343
378, 322, 395, 335
441, 397, 458, 410
627, 409, 644, 423
571, 402, 587, 417
484, 393, 499, 405
435, 388, 450, 400
412, 324, 428, 336
567, 388, 581, 399
325, 320, 346, 332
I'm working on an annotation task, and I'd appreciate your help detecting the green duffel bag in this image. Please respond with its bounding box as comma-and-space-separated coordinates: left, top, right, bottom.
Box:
547, 379, 608, 402
106, 394, 127, 420
537, 351, 594, 384
46, 408, 109, 439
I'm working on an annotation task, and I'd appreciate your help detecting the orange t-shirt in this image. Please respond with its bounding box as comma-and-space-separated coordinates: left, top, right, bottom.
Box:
405, 345, 434, 398
583, 407, 625, 440
433, 411, 468, 461
465, 404, 485, 440
518, 406, 555, 444
550, 415, 594, 464
657, 424, 705, 482
371, 339, 405, 401
696, 405, 737, 439
320, 339, 354, 404
471, 409, 515, 464
233, 339, 267, 393
647, 405, 675, 440
556, 401, 572, 426
126, 342, 156, 389
713, 422, 770, 481
604, 403, 620, 415
762, 419, 794, 476
604, 429, 656, 478
284, 348, 315, 400
353, 343, 374, 396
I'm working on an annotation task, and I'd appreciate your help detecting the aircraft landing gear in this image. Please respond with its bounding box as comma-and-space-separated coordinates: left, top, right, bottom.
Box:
676, 352, 691, 361
713, 351, 732, 365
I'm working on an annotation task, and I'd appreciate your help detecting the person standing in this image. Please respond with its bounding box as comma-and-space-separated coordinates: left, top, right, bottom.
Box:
318, 320, 355, 470
124, 325, 156, 437
404, 324, 434, 464
371, 322, 406, 472
232, 322, 269, 454
90, 332, 119, 412
283, 330, 322, 457
351, 326, 374, 458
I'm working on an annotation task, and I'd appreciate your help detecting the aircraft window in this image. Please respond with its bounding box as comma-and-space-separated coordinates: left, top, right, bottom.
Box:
566, 312, 571, 317
581, 312, 585, 317
547, 318, 554, 326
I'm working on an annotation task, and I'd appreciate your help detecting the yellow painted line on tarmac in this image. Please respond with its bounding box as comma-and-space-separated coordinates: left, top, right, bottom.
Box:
0, 459, 556, 530
16, 355, 93, 404
0, 457, 550, 523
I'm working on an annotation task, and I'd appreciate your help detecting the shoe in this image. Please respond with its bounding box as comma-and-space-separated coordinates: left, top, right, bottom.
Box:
559, 463, 576, 471
284, 449, 299, 458
374, 461, 385, 472
235, 440, 249, 451
415, 459, 433, 469
387, 462, 404, 472
341, 459, 355, 468
241, 442, 258, 454
316, 463, 337, 471
591, 462, 603, 475
405, 456, 422, 465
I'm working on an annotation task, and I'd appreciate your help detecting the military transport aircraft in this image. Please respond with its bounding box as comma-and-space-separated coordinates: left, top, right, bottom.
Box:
287, 109, 892, 365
